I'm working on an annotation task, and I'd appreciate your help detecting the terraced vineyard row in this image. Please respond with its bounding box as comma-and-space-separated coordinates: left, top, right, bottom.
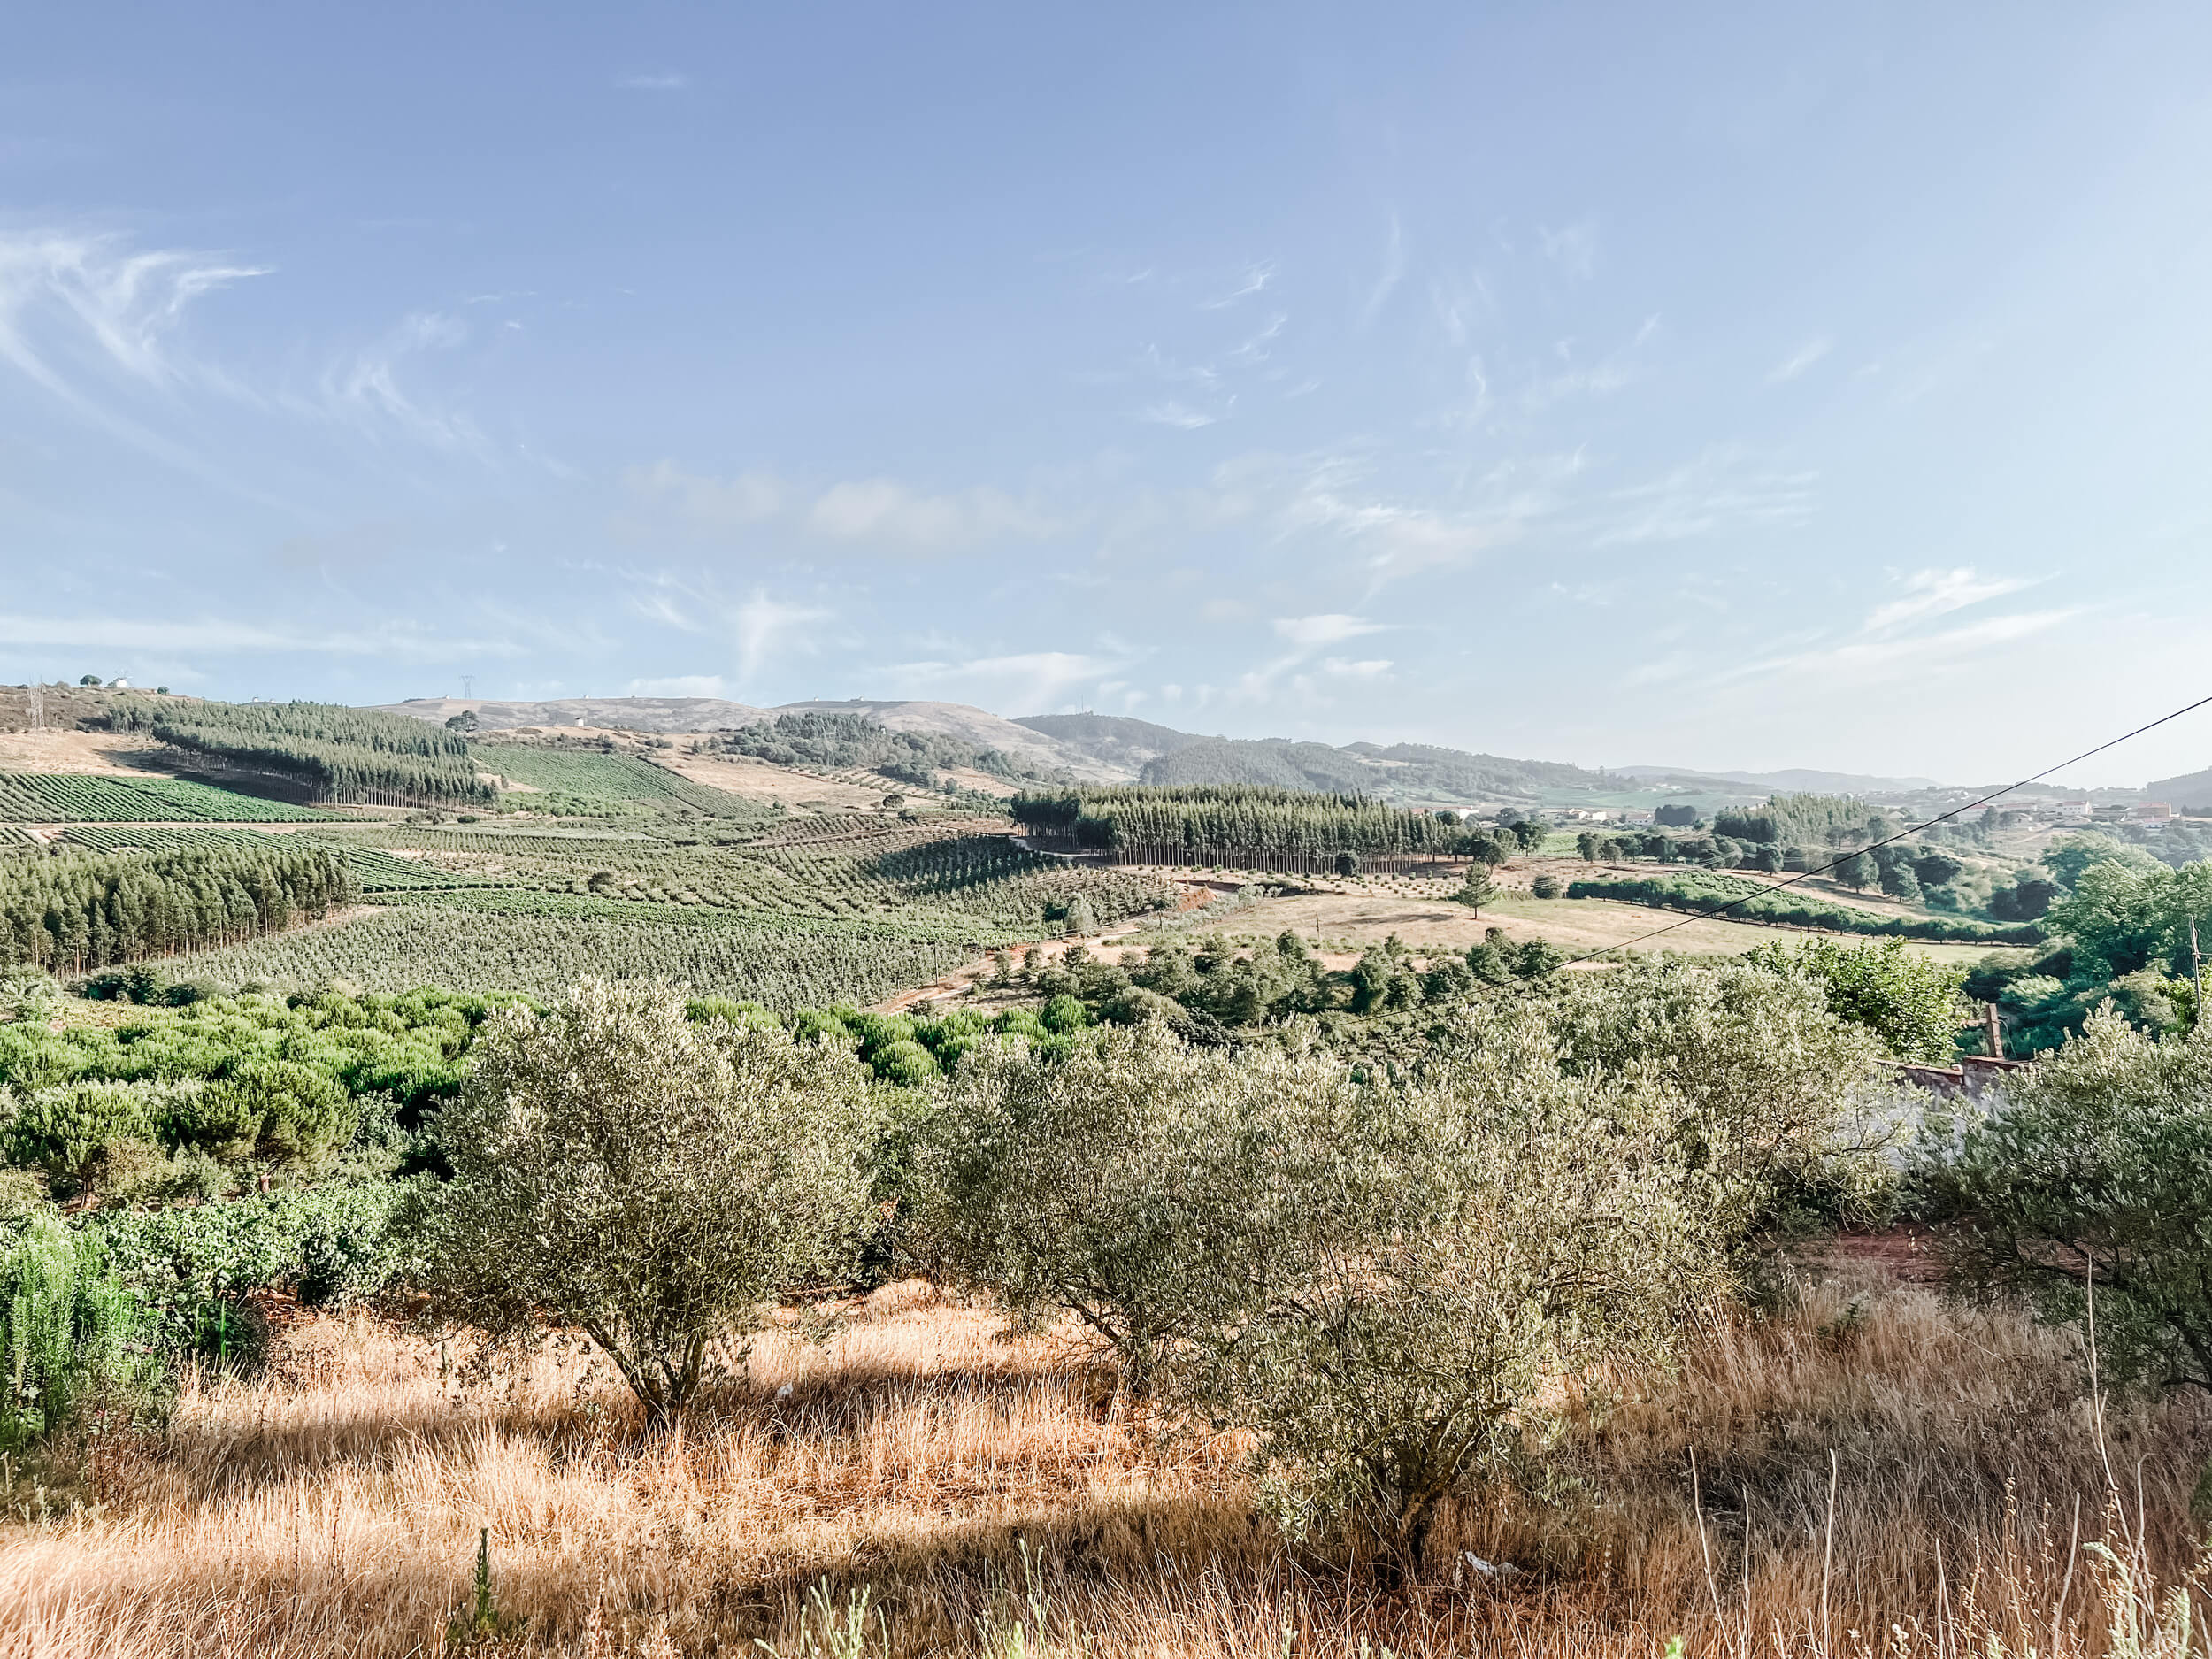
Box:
165, 908, 973, 1008
471, 745, 768, 819
0, 772, 334, 823
139, 819, 1176, 1006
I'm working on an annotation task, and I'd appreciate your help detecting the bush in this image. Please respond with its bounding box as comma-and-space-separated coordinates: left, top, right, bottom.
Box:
0, 1211, 166, 1448
1741, 936, 1968, 1063
95, 1185, 407, 1362
411, 980, 879, 1428
1925, 1010, 2212, 1393
1531, 874, 1564, 898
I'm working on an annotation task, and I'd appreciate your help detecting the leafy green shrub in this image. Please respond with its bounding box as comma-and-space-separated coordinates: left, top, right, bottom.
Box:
0, 1211, 166, 1448
94, 1185, 406, 1362
1741, 936, 1968, 1062
1924, 1010, 2212, 1393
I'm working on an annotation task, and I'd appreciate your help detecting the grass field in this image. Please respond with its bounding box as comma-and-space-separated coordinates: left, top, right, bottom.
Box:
1166, 881, 2035, 966
4, 1267, 2200, 1658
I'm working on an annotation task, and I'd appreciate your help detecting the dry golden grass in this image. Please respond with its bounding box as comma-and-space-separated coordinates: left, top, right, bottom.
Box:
1, 1271, 2206, 1657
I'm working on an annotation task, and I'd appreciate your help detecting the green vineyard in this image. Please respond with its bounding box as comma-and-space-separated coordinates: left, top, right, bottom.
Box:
0, 772, 334, 824
470, 745, 766, 818
9, 814, 1178, 1008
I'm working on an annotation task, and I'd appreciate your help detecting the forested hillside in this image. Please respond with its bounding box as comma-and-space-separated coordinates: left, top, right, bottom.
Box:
108, 699, 495, 807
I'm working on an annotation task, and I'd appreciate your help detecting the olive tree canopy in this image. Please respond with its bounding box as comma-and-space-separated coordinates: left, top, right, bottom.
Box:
413, 979, 879, 1428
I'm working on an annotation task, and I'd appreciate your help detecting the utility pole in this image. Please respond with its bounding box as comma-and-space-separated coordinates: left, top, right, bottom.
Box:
26, 685, 41, 732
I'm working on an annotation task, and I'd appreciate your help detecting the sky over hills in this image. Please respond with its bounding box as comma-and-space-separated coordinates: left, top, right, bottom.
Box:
6, 4, 2212, 785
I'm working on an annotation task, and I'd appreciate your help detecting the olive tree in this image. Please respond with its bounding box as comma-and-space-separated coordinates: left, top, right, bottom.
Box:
1541, 960, 1888, 1247
913, 1022, 1358, 1401
1188, 1007, 1710, 1577
412, 979, 879, 1429
1927, 1009, 2212, 1394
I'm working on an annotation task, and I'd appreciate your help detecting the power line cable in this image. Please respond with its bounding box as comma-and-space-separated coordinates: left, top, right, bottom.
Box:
1535, 690, 2212, 972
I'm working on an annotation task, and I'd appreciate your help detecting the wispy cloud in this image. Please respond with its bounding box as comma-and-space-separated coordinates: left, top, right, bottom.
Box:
1358, 213, 1406, 328
807, 478, 1055, 547
321, 311, 487, 452
0, 612, 522, 659
1273, 613, 1389, 649
1722, 609, 2079, 687
617, 72, 687, 90
889, 649, 1133, 712
1202, 262, 1275, 309
1141, 400, 1220, 429
1766, 335, 1833, 384
0, 229, 266, 398
624, 463, 1058, 551
1537, 219, 1598, 281
1592, 447, 1816, 545
1863, 567, 2038, 634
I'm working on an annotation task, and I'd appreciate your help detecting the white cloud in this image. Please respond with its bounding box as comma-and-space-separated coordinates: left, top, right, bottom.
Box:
1141, 400, 1219, 429
618, 73, 687, 90
625, 464, 1056, 551
733, 591, 831, 684
1273, 614, 1388, 649
889, 649, 1131, 712
625, 461, 783, 529
1767, 335, 1833, 384
0, 229, 266, 397
1321, 657, 1392, 678
1863, 567, 2038, 634
322, 311, 486, 452
1724, 609, 2080, 687
807, 478, 1054, 548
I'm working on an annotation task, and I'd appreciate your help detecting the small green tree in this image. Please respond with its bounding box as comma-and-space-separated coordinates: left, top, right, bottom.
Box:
1543, 961, 1888, 1247
1926, 1010, 2212, 1394
1833, 850, 1875, 889
412, 980, 879, 1429
1452, 864, 1496, 914
1186, 1009, 1709, 1577
915, 1025, 1356, 1401
1333, 850, 1361, 878
1742, 936, 1968, 1063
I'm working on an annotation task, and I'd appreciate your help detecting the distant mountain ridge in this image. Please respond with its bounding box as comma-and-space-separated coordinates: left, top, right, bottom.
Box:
1614, 764, 1941, 793
375, 695, 1969, 804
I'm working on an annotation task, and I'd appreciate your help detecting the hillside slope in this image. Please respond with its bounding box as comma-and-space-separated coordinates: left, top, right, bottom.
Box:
772, 700, 1114, 780
374, 696, 772, 733
1014, 713, 1201, 775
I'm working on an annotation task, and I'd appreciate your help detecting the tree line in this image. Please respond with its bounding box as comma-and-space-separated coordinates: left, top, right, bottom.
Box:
1010, 786, 1465, 856
0, 843, 350, 975
106, 699, 495, 806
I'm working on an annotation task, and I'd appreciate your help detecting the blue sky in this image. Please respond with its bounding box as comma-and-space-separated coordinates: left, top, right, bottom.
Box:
6, 3, 2212, 785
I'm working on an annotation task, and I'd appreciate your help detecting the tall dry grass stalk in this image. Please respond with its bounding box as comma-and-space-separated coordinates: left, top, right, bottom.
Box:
0, 1271, 2204, 1657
